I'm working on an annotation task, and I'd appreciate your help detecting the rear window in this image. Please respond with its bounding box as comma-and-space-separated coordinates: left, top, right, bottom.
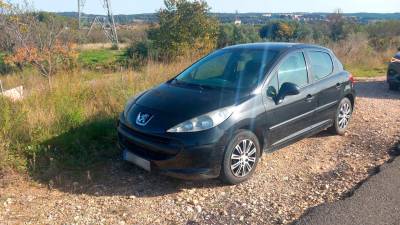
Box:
308, 51, 334, 80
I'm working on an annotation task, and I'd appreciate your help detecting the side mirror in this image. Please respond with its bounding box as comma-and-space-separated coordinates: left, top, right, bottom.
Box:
275, 82, 300, 104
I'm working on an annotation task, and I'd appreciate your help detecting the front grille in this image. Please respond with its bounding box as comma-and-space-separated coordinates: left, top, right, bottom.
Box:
119, 122, 170, 144
118, 122, 180, 161
119, 133, 174, 160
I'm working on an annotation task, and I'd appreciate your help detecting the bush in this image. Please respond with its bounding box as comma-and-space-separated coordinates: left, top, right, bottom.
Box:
0, 52, 14, 74
124, 40, 158, 69
259, 20, 312, 42
217, 24, 261, 48
147, 0, 219, 60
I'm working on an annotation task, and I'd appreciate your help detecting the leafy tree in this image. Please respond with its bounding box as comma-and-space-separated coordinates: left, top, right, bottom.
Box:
217, 24, 261, 48
1, 2, 77, 85
147, 0, 219, 59
327, 9, 357, 41
259, 20, 311, 42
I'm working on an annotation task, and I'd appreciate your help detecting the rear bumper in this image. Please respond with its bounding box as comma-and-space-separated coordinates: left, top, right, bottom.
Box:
117, 114, 228, 180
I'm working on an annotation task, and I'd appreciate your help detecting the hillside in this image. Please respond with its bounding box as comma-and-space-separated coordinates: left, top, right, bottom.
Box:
57, 12, 400, 25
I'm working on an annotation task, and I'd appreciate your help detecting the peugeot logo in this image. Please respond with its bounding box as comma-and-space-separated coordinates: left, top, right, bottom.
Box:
136, 112, 153, 126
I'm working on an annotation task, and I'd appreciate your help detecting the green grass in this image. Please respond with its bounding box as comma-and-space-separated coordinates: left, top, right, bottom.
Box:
346, 64, 387, 78
78, 49, 125, 70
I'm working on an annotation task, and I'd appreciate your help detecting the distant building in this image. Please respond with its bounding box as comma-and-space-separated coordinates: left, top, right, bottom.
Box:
234, 10, 241, 25
234, 19, 242, 25
263, 13, 272, 17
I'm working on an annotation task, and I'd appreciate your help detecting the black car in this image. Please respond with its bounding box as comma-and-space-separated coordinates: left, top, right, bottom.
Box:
118, 43, 355, 184
388, 48, 400, 90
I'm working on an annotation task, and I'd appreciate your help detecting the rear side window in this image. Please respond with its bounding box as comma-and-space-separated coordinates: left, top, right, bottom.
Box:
278, 52, 308, 89
308, 51, 334, 80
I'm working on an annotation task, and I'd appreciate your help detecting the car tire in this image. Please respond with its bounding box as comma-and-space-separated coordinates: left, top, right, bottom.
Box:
220, 130, 260, 185
328, 97, 353, 135
389, 83, 398, 91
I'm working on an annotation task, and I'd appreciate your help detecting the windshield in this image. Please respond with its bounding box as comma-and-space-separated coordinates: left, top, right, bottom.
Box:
173, 48, 278, 90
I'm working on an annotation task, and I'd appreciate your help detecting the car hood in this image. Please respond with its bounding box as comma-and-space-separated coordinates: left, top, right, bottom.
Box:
125, 83, 247, 133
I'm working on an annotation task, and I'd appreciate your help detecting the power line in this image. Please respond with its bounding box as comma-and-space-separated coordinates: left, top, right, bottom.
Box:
78, 0, 119, 48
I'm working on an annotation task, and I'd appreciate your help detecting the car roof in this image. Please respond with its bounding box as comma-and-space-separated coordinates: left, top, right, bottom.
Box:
223, 42, 330, 52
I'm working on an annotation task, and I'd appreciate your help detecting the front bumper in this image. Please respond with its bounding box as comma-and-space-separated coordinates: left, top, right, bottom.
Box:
117, 114, 228, 180
387, 63, 400, 84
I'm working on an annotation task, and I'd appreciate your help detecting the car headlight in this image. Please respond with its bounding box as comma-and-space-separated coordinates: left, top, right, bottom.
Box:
167, 106, 235, 133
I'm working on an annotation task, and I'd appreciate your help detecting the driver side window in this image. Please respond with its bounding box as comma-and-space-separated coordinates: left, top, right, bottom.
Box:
277, 52, 308, 89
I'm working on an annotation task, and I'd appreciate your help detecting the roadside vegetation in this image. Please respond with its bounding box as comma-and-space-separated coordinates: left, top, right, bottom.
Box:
0, 0, 399, 178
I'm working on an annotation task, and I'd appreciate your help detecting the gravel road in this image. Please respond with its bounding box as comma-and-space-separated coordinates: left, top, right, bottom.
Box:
1, 77, 399, 225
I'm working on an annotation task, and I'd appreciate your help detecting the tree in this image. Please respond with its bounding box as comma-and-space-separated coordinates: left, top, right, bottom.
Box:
1, 2, 77, 85
148, 0, 219, 59
217, 24, 261, 48
259, 21, 310, 42
327, 9, 349, 41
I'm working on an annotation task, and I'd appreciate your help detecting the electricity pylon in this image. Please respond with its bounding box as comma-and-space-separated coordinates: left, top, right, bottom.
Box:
78, 0, 119, 48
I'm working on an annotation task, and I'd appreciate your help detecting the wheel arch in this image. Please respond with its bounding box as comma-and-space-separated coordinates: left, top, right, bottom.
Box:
344, 93, 355, 108
235, 124, 265, 157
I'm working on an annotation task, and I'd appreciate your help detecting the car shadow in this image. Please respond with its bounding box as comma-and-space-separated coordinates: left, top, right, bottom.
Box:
355, 80, 400, 100
29, 117, 224, 198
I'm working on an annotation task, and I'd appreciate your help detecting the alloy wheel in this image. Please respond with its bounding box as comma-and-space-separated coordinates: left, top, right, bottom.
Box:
338, 102, 352, 129
230, 139, 257, 177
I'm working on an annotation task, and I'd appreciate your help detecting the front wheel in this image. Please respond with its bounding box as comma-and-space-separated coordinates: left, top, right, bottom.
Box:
329, 97, 353, 135
220, 130, 260, 185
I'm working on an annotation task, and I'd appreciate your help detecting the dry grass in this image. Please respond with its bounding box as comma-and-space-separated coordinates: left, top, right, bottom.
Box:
328, 33, 394, 77
0, 58, 193, 175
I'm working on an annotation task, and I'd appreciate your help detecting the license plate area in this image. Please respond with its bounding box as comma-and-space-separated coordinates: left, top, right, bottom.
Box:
123, 150, 151, 172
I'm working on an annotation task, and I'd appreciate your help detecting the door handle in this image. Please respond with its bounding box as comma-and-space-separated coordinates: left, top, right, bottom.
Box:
305, 94, 315, 102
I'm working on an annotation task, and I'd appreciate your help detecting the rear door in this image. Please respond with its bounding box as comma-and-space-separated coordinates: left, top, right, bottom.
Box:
304, 50, 342, 123
263, 51, 318, 147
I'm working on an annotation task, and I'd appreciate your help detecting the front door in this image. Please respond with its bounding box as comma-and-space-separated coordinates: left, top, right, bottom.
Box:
263, 51, 318, 147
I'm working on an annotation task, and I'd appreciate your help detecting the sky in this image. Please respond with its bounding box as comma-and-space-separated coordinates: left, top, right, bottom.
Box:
8, 0, 400, 14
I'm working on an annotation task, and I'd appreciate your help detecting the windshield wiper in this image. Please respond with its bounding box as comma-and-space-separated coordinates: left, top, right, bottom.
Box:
170, 79, 225, 91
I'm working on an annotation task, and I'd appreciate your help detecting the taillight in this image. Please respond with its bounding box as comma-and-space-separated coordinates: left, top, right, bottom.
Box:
349, 73, 355, 84
391, 57, 400, 63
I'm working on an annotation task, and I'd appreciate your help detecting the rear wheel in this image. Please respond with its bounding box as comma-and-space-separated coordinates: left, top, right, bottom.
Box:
220, 130, 260, 185
329, 97, 353, 135
389, 83, 398, 91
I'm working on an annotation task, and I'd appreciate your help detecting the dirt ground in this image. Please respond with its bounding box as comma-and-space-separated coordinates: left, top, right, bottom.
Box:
1, 77, 399, 225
